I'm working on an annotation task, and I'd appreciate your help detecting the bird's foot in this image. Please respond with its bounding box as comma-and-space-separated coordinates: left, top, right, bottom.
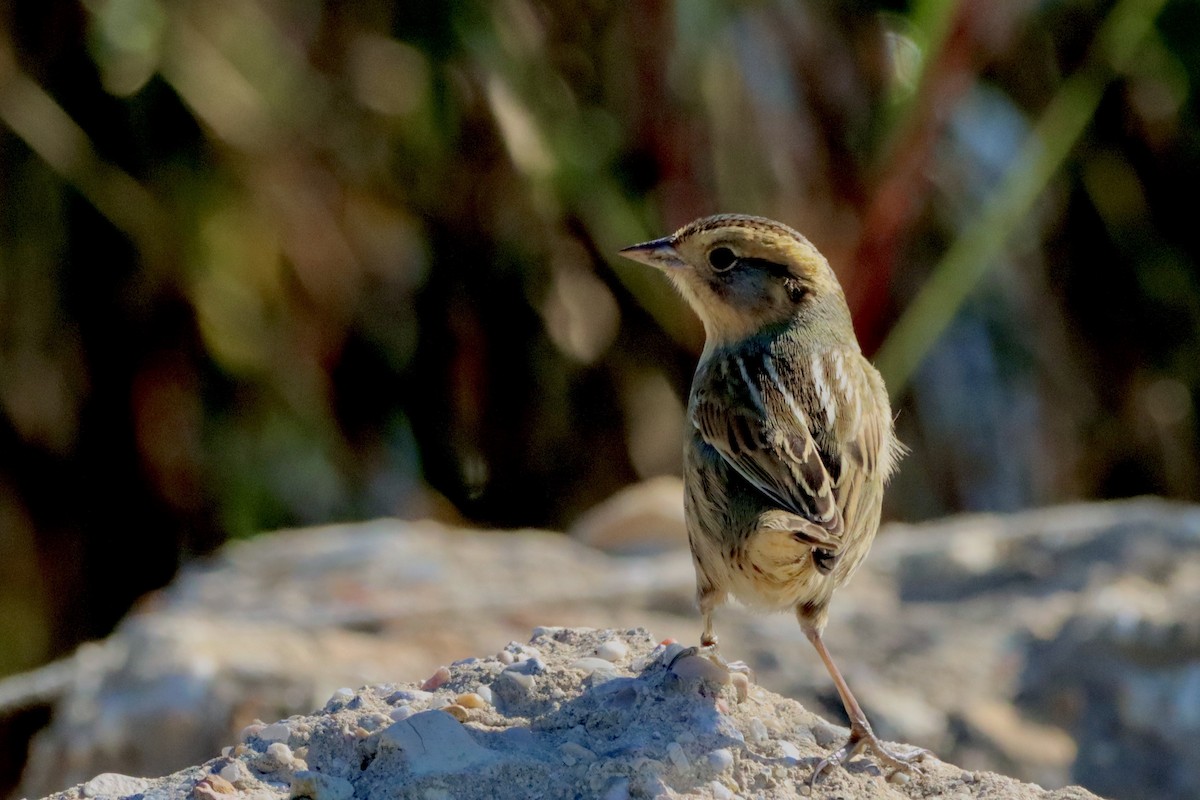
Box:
811, 724, 930, 784
666, 642, 756, 682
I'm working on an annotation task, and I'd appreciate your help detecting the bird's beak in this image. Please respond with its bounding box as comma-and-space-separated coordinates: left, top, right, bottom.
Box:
618, 236, 686, 271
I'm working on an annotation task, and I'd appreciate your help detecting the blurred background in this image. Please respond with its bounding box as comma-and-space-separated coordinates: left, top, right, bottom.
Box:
1, 0, 1198, 794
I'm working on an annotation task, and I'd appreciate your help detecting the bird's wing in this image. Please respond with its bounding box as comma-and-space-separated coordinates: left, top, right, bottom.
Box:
690, 351, 844, 545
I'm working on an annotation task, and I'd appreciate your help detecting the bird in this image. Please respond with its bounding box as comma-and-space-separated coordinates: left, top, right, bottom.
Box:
619, 214, 929, 781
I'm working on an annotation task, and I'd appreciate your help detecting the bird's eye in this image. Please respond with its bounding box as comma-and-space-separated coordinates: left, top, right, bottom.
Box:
708, 247, 736, 271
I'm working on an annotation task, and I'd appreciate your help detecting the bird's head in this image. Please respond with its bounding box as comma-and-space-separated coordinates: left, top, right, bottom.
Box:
619, 214, 853, 349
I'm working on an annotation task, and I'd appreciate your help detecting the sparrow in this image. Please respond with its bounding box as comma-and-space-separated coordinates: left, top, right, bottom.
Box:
620, 214, 929, 780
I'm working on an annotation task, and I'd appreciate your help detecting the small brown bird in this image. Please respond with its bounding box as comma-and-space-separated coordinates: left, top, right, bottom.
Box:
620, 214, 928, 780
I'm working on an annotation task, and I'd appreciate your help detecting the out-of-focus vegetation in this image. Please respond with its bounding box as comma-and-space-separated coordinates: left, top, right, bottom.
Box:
1, 0, 1198, 785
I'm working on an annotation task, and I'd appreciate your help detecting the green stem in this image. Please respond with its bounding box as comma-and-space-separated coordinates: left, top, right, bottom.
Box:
874, 0, 1170, 397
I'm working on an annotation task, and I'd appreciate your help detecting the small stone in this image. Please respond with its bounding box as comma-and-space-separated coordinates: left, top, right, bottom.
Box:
596, 639, 628, 662
290, 771, 353, 800
504, 657, 545, 675
497, 650, 515, 665
660, 643, 688, 666
502, 670, 535, 693
217, 762, 249, 786
83, 773, 151, 799
666, 741, 690, 772
263, 742, 294, 769
710, 781, 733, 800
730, 672, 751, 702
571, 657, 617, 675
888, 770, 913, 785
421, 666, 451, 691
381, 710, 496, 776
390, 705, 416, 722
456, 692, 489, 709
443, 704, 469, 721
747, 717, 769, 744
560, 742, 596, 764
475, 685, 494, 705
670, 655, 731, 685
601, 777, 630, 800
388, 689, 433, 705
220, 746, 231, 758
258, 721, 291, 743
813, 721, 844, 748
778, 741, 801, 762
239, 723, 265, 741
961, 770, 975, 784
706, 748, 734, 772
327, 688, 354, 705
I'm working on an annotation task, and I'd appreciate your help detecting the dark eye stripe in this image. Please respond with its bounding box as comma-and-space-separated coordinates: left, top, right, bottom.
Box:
739, 256, 792, 278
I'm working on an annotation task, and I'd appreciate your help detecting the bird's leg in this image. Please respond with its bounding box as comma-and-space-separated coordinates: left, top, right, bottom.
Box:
803, 624, 929, 782
667, 587, 754, 679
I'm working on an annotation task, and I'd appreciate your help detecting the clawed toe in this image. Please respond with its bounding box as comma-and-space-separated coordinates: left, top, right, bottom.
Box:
811, 727, 930, 784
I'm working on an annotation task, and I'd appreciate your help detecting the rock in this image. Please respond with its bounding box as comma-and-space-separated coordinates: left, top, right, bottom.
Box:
35, 629, 1100, 800
567, 475, 687, 554
81, 773, 150, 798
10, 498, 1200, 800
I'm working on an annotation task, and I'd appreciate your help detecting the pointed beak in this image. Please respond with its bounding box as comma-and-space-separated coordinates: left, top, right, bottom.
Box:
618, 236, 687, 271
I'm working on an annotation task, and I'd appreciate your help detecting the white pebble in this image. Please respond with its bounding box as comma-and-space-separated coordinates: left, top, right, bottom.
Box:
218, 761, 250, 786
666, 741, 690, 772
710, 781, 733, 800
497, 650, 515, 665
390, 705, 416, 722
778, 741, 801, 762
267, 742, 293, 764
258, 722, 291, 743
596, 639, 628, 662
660, 643, 688, 665
330, 688, 354, 703
83, 774, 150, 799
571, 657, 618, 675
503, 670, 535, 693
670, 655, 731, 685
476, 685, 493, 704
706, 748, 734, 772
747, 717, 769, 744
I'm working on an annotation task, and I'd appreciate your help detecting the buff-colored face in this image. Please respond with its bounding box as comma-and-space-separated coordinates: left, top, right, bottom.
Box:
620, 214, 849, 346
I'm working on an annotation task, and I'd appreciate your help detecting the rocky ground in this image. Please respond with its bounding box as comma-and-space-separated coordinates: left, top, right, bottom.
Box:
6, 488, 1199, 799
34, 628, 1099, 800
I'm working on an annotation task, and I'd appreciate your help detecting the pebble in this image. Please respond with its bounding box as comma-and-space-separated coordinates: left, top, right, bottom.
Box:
456, 692, 489, 709
388, 689, 433, 705
239, 723, 265, 741
504, 657, 545, 676
390, 705, 416, 722
730, 672, 751, 702
659, 643, 688, 666
961, 770, 976, 784
710, 781, 733, 800
289, 771, 354, 800
217, 761, 251, 787
666, 741, 690, 772
502, 670, 535, 693
421, 666, 451, 691
266, 742, 294, 766
670, 655, 731, 685
258, 722, 291, 743
889, 770, 913, 785
706, 748, 735, 772
83, 774, 151, 798
747, 717, 769, 744
442, 704, 469, 722
571, 657, 617, 675
601, 777, 630, 800
327, 688, 354, 705
192, 776, 235, 800
778, 741, 801, 762
813, 721, 844, 748
596, 639, 628, 662
560, 742, 597, 764
475, 685, 494, 705
497, 650, 515, 665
